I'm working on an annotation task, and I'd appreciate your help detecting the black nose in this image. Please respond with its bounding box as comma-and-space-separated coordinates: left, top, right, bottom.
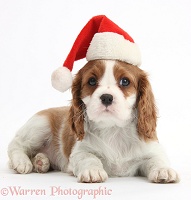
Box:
100, 94, 113, 106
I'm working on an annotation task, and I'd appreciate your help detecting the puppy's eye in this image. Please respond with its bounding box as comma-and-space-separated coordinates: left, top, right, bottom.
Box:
119, 78, 130, 86
88, 77, 97, 86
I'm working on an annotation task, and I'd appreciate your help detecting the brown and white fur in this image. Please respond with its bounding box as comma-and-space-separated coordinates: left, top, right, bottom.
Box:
8, 60, 179, 183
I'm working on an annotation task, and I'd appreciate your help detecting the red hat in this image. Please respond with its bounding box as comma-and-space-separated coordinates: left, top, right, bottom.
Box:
51, 15, 141, 92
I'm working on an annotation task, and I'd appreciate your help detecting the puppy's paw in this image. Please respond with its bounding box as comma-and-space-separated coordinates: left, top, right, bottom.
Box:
78, 168, 108, 183
32, 153, 50, 173
9, 155, 33, 174
148, 168, 180, 183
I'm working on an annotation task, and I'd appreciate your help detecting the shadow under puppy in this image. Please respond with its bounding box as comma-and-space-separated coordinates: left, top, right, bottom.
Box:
8, 15, 179, 183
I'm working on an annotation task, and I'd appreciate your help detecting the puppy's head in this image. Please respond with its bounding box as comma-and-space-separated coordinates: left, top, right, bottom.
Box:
69, 60, 157, 141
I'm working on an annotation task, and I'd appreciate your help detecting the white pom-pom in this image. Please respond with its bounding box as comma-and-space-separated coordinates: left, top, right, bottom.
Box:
51, 67, 72, 92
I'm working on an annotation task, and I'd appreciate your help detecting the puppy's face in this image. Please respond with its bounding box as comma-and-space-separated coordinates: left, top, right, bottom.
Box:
80, 60, 139, 127
70, 59, 157, 141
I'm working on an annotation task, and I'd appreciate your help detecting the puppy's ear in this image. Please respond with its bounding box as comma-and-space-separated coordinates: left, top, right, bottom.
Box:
68, 70, 85, 141
137, 72, 158, 141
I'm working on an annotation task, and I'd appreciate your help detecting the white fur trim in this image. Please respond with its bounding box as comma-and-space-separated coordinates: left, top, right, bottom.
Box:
86, 32, 141, 67
51, 67, 72, 92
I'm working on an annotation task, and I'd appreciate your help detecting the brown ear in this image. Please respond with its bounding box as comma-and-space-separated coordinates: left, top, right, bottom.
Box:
68, 71, 85, 141
137, 72, 158, 141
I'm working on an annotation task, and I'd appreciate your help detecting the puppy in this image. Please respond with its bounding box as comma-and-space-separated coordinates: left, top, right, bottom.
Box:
8, 59, 179, 183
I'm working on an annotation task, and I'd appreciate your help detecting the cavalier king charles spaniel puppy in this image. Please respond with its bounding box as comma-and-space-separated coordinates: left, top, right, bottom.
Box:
8, 60, 179, 183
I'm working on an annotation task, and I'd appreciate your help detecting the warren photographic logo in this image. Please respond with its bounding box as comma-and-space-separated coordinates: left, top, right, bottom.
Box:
0, 186, 112, 199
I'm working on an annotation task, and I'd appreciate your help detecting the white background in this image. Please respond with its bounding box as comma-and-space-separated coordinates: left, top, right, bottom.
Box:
0, 0, 191, 199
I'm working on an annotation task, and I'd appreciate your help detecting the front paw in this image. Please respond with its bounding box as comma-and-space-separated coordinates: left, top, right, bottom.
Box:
9, 156, 33, 174
78, 168, 108, 183
148, 168, 180, 183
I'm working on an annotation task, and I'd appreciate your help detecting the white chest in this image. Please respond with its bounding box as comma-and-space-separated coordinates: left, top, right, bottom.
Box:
83, 124, 147, 176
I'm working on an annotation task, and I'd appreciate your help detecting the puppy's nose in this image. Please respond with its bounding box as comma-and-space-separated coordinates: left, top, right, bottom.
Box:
100, 94, 113, 106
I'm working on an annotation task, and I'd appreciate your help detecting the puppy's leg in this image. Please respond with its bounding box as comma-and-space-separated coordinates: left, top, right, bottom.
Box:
139, 145, 180, 183
68, 152, 108, 183
8, 115, 51, 174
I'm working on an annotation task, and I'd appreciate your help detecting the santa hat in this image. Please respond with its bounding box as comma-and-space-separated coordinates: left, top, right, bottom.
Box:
51, 15, 141, 92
